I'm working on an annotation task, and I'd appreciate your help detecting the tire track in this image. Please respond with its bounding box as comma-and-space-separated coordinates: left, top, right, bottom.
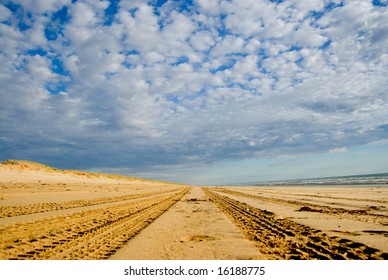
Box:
0, 188, 181, 218
0, 188, 189, 260
215, 188, 388, 226
203, 187, 387, 260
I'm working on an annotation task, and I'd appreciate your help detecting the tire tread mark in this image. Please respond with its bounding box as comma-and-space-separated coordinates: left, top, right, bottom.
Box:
0, 188, 189, 260
0, 188, 182, 218
203, 187, 387, 260
215, 188, 387, 226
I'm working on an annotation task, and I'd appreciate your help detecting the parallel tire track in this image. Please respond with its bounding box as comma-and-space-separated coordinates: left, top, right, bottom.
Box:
0, 188, 189, 260
215, 188, 388, 226
203, 188, 387, 260
0, 188, 180, 218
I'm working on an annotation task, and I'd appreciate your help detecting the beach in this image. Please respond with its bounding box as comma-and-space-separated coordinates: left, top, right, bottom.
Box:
1, 161, 387, 260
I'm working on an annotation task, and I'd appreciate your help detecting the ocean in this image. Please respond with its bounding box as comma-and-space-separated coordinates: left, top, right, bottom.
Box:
242, 173, 388, 186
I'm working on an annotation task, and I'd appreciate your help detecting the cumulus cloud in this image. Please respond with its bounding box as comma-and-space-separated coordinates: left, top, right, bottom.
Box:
12, 0, 71, 14
0, 0, 387, 183
0, 4, 11, 21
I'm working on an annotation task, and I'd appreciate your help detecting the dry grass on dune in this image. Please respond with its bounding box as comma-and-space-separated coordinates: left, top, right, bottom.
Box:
0, 159, 174, 184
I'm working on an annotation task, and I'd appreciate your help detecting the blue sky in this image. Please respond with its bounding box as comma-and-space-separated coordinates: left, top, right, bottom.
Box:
0, 0, 387, 185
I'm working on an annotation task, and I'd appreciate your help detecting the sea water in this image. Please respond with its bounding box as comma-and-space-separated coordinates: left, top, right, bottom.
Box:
246, 173, 388, 186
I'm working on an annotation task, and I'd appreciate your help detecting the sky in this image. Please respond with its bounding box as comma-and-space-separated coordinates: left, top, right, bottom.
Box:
0, 0, 387, 185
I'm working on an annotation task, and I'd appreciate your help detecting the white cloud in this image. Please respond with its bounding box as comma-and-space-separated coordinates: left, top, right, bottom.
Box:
190, 30, 215, 52
318, 1, 388, 62
329, 147, 347, 153
287, 0, 326, 16
121, 4, 160, 51
288, 21, 327, 47
70, 2, 96, 26
211, 35, 245, 57
0, 23, 23, 56
143, 51, 165, 64
63, 54, 80, 75
13, 0, 71, 14
26, 55, 57, 82
224, 11, 263, 37
0, 4, 11, 21
195, 0, 222, 16
0, 0, 387, 183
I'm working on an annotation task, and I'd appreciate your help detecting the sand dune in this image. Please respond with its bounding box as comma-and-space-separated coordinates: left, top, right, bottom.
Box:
1, 160, 387, 260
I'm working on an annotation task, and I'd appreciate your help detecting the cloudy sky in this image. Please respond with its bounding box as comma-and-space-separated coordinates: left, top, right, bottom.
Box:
1, 0, 387, 185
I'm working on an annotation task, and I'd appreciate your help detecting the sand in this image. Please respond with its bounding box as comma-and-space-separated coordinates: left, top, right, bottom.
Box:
109, 187, 260, 260
1, 161, 387, 260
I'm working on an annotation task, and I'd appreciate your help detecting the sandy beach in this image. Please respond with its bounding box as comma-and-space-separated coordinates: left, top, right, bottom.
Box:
1, 161, 387, 260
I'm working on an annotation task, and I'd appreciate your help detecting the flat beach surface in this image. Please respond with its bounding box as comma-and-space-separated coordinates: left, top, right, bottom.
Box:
1, 162, 387, 260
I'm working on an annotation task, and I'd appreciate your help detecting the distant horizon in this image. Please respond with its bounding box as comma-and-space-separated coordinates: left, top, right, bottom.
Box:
2, 158, 387, 187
